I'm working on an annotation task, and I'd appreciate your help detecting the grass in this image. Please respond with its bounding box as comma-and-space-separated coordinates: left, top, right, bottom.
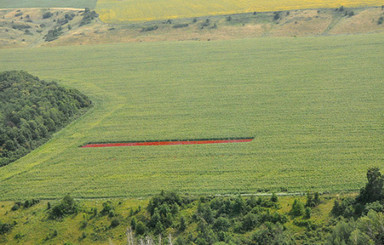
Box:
0, 34, 384, 200
96, 0, 384, 22
0, 0, 97, 9
0, 199, 147, 244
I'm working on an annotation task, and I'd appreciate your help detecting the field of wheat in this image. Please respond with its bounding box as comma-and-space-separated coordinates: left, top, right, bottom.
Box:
0, 33, 383, 200
96, 0, 384, 22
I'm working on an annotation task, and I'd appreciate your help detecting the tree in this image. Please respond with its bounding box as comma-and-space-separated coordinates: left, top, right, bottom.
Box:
233, 195, 246, 215
135, 221, 146, 235
274, 12, 281, 21
251, 223, 295, 245
271, 193, 278, 203
131, 217, 137, 230
290, 199, 304, 217
356, 168, 383, 204
314, 192, 321, 206
304, 207, 311, 219
213, 217, 230, 232
49, 195, 78, 219
306, 192, 320, 207
242, 213, 259, 231
179, 216, 186, 232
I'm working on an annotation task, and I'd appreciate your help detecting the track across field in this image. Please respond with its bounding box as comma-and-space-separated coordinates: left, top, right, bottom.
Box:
81, 138, 254, 148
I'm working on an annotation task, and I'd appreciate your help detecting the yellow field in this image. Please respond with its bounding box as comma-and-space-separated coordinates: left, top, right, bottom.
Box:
96, 0, 383, 22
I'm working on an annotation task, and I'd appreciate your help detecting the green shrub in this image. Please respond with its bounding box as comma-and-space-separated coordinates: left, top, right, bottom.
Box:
141, 26, 158, 32
242, 213, 259, 231
270, 193, 278, 203
80, 8, 98, 26
110, 219, 120, 228
0, 221, 14, 234
79, 220, 87, 229
42, 12, 53, 19
290, 199, 304, 217
304, 207, 311, 219
44, 27, 63, 42
363, 201, 383, 215
49, 195, 78, 219
179, 216, 186, 232
14, 233, 24, 240
378, 17, 383, 25
173, 23, 189, 28
135, 221, 146, 235
23, 199, 39, 208
100, 201, 114, 216
130, 217, 137, 230
11, 202, 22, 211
12, 24, 31, 30
273, 12, 281, 20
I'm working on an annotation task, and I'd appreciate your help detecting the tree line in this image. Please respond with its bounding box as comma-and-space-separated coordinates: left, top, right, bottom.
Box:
0, 71, 91, 166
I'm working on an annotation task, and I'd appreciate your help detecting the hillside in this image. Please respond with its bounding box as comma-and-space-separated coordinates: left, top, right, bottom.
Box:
1, 6, 384, 48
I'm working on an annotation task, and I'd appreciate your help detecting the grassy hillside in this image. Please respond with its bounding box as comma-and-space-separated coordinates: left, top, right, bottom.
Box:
0, 0, 97, 9
0, 34, 383, 200
0, 8, 100, 48
96, 0, 384, 22
2, 7, 384, 48
0, 193, 336, 244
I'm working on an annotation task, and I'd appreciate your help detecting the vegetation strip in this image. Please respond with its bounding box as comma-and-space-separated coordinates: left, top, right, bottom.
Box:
81, 137, 254, 148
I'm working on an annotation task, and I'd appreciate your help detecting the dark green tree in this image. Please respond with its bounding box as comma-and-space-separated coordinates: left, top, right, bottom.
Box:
356, 168, 384, 204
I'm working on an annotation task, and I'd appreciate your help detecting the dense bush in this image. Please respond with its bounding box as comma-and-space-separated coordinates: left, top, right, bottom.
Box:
12, 24, 31, 30
172, 23, 189, 28
141, 26, 158, 32
378, 17, 383, 25
80, 8, 98, 26
273, 12, 281, 20
0, 71, 91, 166
290, 199, 304, 217
49, 195, 78, 219
110, 219, 120, 228
0, 221, 14, 235
44, 27, 63, 42
42, 12, 53, 19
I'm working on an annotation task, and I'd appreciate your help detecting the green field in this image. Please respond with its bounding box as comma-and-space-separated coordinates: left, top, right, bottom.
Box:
0, 34, 384, 200
0, 0, 97, 9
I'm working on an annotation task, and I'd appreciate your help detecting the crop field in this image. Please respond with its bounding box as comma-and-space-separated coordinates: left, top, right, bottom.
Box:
0, 34, 384, 200
0, 0, 97, 9
96, 0, 384, 22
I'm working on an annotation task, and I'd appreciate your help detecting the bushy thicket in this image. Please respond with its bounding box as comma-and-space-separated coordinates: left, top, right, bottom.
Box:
0, 71, 91, 166
79, 8, 98, 26
126, 191, 293, 244
49, 195, 78, 219
44, 26, 63, 42
126, 169, 384, 244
